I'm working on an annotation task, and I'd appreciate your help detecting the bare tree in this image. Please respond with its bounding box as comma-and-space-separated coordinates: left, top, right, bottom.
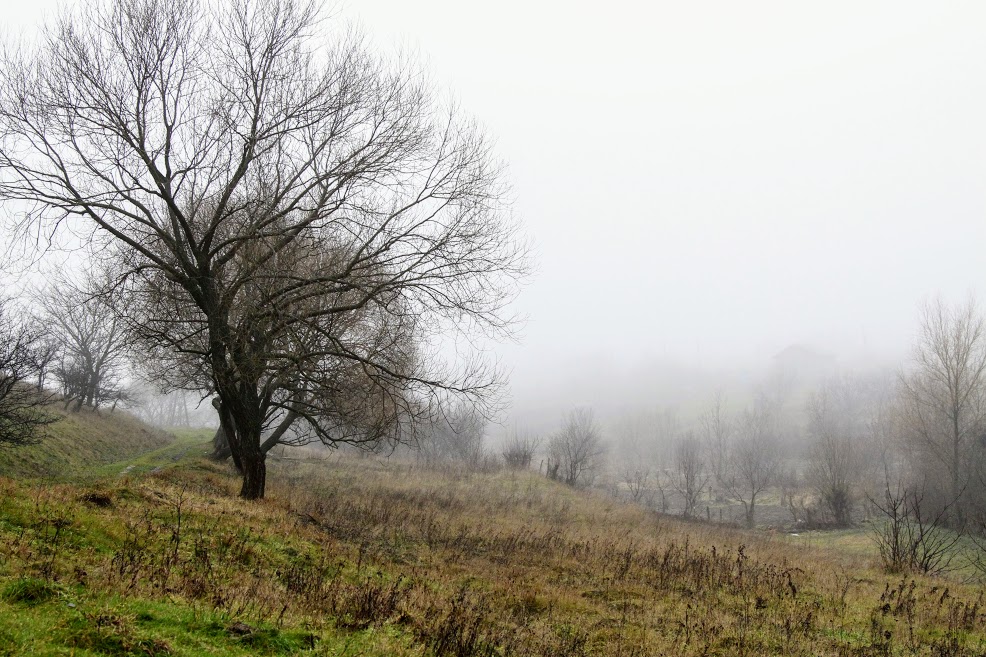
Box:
723, 402, 779, 528
25, 325, 59, 393
671, 431, 709, 518
0, 0, 528, 498
701, 390, 732, 501
869, 476, 963, 575
614, 411, 654, 503
416, 406, 489, 471
501, 429, 539, 470
131, 385, 216, 428
36, 275, 129, 412
897, 297, 986, 524
619, 461, 651, 504
0, 299, 54, 446
805, 376, 874, 526
547, 408, 604, 488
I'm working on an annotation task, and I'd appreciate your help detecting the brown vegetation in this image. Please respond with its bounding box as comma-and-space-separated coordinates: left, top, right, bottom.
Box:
4, 449, 986, 655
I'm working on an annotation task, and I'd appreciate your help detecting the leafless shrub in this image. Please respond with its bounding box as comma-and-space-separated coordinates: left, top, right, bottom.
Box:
546, 408, 604, 488
501, 430, 539, 470
869, 478, 963, 576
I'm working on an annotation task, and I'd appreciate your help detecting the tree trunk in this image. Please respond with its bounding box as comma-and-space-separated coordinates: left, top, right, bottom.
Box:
210, 425, 233, 461
239, 445, 266, 500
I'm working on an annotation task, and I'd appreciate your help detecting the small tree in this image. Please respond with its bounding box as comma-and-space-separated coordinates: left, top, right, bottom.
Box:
37, 275, 129, 412
619, 462, 651, 503
547, 408, 604, 488
869, 477, 962, 575
671, 431, 709, 518
501, 430, 539, 470
0, 299, 54, 446
723, 402, 779, 528
805, 376, 874, 526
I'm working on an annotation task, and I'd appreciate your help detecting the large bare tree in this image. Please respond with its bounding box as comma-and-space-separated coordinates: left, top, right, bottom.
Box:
0, 0, 527, 498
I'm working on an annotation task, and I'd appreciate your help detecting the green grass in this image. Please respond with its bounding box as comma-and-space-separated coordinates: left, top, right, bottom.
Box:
3, 422, 986, 655
785, 526, 880, 557
0, 405, 176, 480
89, 428, 214, 479
0, 587, 418, 656
0, 469, 425, 656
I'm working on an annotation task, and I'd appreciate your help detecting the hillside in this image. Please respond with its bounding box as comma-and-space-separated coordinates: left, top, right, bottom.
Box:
1, 443, 985, 656
0, 406, 176, 479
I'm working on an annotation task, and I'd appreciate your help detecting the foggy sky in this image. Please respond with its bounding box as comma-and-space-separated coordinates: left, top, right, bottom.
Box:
6, 1, 986, 429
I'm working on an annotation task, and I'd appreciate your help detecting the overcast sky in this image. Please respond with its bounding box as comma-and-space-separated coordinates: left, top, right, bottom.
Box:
6, 1, 986, 427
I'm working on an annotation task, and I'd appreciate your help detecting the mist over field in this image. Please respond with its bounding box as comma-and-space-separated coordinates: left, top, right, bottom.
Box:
5, 2, 986, 655
6, 3, 986, 432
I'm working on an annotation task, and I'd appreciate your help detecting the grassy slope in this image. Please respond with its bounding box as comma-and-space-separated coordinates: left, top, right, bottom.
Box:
0, 405, 176, 479
1, 441, 986, 656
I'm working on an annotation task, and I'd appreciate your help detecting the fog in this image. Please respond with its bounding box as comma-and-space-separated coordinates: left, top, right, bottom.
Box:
5, 1, 986, 433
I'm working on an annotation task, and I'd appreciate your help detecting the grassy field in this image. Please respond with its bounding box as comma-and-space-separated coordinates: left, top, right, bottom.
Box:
0, 406, 176, 480
2, 433, 986, 656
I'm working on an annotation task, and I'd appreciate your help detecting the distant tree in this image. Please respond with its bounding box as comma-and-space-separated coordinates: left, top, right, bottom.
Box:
0, 0, 528, 498
132, 385, 205, 428
614, 411, 655, 503
0, 299, 54, 446
805, 376, 873, 526
723, 401, 779, 528
547, 408, 604, 488
417, 406, 489, 470
619, 460, 651, 504
897, 297, 986, 524
671, 431, 709, 518
501, 429, 539, 470
37, 275, 129, 412
700, 390, 732, 501
25, 326, 59, 393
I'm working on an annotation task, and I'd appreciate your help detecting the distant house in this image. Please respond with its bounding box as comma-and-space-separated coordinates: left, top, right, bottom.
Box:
770, 343, 837, 388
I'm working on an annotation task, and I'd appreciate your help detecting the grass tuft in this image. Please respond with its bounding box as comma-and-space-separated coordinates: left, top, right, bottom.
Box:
1, 577, 60, 605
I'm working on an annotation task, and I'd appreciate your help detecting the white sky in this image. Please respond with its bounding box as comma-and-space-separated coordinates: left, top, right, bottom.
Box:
6, 1, 986, 427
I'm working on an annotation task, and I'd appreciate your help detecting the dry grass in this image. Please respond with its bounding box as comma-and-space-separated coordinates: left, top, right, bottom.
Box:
2, 451, 986, 655
265, 455, 986, 655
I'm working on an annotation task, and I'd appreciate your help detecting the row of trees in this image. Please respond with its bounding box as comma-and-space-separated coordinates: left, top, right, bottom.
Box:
0, 281, 137, 446
612, 398, 781, 527
597, 297, 986, 536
